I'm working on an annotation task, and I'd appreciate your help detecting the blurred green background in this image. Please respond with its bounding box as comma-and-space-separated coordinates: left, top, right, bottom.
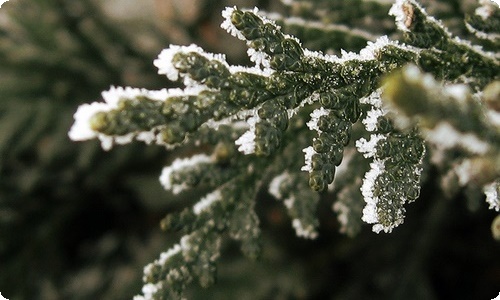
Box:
0, 0, 498, 299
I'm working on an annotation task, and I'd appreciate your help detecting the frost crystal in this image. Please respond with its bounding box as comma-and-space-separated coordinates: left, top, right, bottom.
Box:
306, 107, 330, 132
158, 244, 182, 265
180, 235, 192, 251
454, 159, 473, 186
221, 6, 247, 41
159, 154, 212, 194
235, 113, 260, 154
268, 171, 292, 200
193, 190, 223, 215
358, 36, 392, 61
333, 200, 350, 231
356, 134, 386, 158
301, 146, 316, 172
155, 44, 201, 81
424, 122, 490, 154
102, 86, 166, 105
69, 86, 174, 150
133, 282, 163, 300
292, 219, 318, 239
136, 131, 157, 144
484, 181, 500, 212
247, 48, 271, 69
359, 89, 383, 107
68, 102, 112, 141
363, 108, 385, 132
475, 0, 496, 20
284, 196, 295, 209
361, 159, 385, 222
155, 44, 227, 85
389, 0, 412, 32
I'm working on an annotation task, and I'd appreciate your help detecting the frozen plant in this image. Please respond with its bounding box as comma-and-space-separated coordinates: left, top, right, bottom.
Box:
69, 0, 499, 298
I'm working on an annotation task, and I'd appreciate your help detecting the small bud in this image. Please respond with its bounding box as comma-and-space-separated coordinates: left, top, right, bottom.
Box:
330, 147, 344, 166
89, 111, 109, 132
377, 117, 393, 133
492, 215, 500, 241
309, 171, 327, 192
313, 136, 329, 153
344, 99, 361, 123
281, 38, 303, 59
160, 125, 186, 144
322, 163, 336, 184
320, 92, 345, 110
311, 153, 324, 171
250, 38, 266, 51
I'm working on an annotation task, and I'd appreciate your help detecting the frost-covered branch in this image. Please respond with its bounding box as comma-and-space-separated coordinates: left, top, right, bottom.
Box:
68, 0, 499, 298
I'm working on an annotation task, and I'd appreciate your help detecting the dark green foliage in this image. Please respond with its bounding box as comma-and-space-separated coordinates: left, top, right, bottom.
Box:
70, 1, 499, 298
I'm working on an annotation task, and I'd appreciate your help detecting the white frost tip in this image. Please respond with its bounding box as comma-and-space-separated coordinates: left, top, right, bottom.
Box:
235, 114, 260, 155
103, 86, 152, 106
180, 235, 192, 251
135, 281, 164, 300
389, 0, 411, 32
70, 85, 151, 142
444, 84, 469, 104
154, 44, 227, 84
280, 0, 294, 5
360, 159, 386, 224
484, 181, 500, 212
193, 190, 223, 215
69, 86, 176, 150
292, 219, 318, 239
454, 159, 474, 186
235, 131, 256, 154
475, 0, 497, 20
362, 108, 385, 132
159, 154, 212, 194
307, 107, 330, 132
359, 89, 383, 107
136, 131, 157, 144
248, 48, 271, 68
301, 146, 316, 172
332, 200, 350, 232
221, 7, 247, 41
359, 36, 391, 61
68, 102, 111, 141
158, 244, 182, 265
155, 44, 201, 81
356, 134, 386, 158
425, 122, 490, 154
269, 171, 292, 200
403, 64, 426, 84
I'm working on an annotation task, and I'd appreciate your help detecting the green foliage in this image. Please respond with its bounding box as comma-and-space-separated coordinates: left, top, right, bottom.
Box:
67, 0, 500, 298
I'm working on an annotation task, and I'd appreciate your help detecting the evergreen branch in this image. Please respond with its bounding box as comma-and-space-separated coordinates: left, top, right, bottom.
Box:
390, 0, 500, 87
265, 12, 378, 53
65, 1, 500, 297
382, 64, 500, 206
